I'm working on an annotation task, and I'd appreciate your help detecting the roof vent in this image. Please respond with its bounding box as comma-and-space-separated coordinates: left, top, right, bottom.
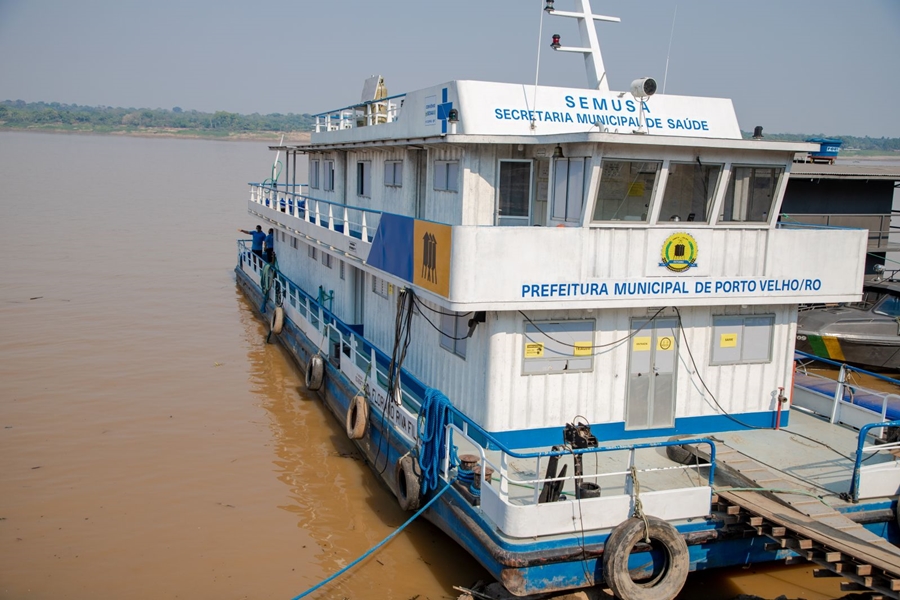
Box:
752, 126, 764, 139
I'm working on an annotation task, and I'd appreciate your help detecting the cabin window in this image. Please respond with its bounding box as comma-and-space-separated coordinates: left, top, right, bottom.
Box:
660, 162, 722, 223
592, 160, 661, 222
497, 160, 532, 226
719, 166, 783, 223
357, 161, 371, 197
522, 319, 594, 374
439, 312, 468, 359
291, 236, 298, 249
551, 158, 587, 223
710, 314, 775, 365
372, 275, 389, 298
310, 160, 320, 189
874, 295, 900, 317
434, 160, 459, 192
384, 161, 403, 187
308, 244, 317, 261
324, 160, 335, 191
322, 252, 333, 269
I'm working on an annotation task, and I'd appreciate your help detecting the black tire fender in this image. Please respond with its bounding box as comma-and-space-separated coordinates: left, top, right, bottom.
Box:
345, 394, 368, 440
396, 454, 422, 511
603, 516, 689, 600
305, 354, 324, 391
270, 306, 284, 335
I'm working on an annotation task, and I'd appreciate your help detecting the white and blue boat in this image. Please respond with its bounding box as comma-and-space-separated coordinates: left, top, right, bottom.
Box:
235, 3, 900, 598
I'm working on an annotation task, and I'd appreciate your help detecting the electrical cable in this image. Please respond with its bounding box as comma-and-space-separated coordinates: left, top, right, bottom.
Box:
518, 307, 667, 354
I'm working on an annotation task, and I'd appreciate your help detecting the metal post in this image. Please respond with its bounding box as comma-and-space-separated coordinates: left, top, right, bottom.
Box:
830, 364, 846, 424
500, 453, 509, 501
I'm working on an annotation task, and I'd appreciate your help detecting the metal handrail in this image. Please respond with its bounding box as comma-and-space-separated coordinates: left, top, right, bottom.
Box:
795, 350, 900, 387
849, 419, 900, 502
311, 93, 408, 118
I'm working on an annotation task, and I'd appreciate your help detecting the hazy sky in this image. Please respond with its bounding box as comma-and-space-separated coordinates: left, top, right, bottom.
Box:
1, 0, 898, 137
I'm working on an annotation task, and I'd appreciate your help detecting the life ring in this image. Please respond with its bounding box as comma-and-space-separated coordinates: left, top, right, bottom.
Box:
603, 516, 689, 600
305, 354, 324, 391
345, 394, 368, 440
395, 454, 421, 511
270, 306, 284, 335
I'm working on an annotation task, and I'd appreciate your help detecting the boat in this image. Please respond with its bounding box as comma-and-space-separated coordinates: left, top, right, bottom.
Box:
797, 279, 900, 371
234, 2, 900, 598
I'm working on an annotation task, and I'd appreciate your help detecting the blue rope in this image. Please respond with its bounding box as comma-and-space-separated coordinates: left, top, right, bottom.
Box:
289, 481, 453, 600
417, 387, 456, 495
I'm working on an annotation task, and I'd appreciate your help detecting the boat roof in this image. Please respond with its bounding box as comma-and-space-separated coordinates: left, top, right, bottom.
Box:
789, 162, 900, 180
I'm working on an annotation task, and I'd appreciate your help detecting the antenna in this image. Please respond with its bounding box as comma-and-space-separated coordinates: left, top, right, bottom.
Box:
531, 0, 547, 130
544, 0, 620, 92
662, 5, 677, 94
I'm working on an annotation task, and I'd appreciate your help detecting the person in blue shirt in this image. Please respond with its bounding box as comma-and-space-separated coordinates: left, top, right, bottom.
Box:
240, 225, 266, 258
265, 228, 275, 263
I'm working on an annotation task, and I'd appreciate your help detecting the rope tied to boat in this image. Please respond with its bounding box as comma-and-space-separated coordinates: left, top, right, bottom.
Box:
417, 387, 458, 495
630, 465, 651, 544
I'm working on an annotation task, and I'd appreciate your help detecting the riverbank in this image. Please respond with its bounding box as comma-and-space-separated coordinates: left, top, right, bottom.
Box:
0, 124, 311, 143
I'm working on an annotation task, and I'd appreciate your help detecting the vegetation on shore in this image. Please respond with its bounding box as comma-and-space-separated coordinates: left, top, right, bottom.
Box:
2, 100, 898, 154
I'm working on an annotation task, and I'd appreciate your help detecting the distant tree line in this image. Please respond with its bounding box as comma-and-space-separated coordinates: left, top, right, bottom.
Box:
0, 100, 315, 134
741, 130, 900, 153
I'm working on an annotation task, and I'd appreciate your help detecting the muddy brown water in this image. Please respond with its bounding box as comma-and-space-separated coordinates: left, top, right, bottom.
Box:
0, 131, 846, 599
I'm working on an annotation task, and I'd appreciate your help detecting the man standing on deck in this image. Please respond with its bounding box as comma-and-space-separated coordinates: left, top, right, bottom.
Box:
240, 225, 266, 258
265, 228, 275, 263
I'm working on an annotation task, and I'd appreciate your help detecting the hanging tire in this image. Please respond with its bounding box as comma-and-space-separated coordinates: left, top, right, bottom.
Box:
270, 306, 284, 335
345, 394, 368, 440
305, 354, 324, 391
396, 454, 421, 511
603, 516, 689, 600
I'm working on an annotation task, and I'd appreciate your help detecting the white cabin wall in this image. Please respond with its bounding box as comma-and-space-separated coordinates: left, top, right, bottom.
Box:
482, 305, 795, 433
424, 146, 465, 225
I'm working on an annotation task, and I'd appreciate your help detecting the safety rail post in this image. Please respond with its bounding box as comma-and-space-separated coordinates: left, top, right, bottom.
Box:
314, 200, 321, 226
533, 456, 542, 504
499, 453, 509, 502
625, 448, 636, 497
361, 212, 369, 242
830, 364, 847, 424
328, 204, 335, 231
343, 207, 351, 237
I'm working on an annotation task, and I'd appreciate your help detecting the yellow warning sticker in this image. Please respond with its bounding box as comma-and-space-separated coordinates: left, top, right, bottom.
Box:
573, 341, 591, 356
628, 182, 645, 197
657, 336, 674, 351
720, 333, 738, 348
524, 342, 544, 358
633, 336, 651, 352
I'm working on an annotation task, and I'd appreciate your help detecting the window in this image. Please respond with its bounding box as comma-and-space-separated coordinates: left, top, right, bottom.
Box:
310, 160, 320, 189
434, 160, 459, 192
322, 252, 333, 269
339, 260, 345, 280
357, 161, 371, 197
719, 166, 783, 223
659, 162, 722, 223
522, 320, 594, 374
384, 161, 403, 187
874, 295, 900, 317
324, 160, 335, 191
710, 314, 775, 365
372, 275, 388, 298
440, 312, 468, 359
308, 244, 317, 260
291, 236, 298, 249
280, 231, 286, 242
552, 158, 587, 223
497, 160, 532, 226
592, 160, 661, 222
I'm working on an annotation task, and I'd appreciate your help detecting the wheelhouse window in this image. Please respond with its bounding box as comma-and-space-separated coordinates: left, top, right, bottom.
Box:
874, 295, 900, 317
324, 160, 335, 191
357, 161, 371, 197
592, 160, 661, 223
719, 166, 783, 223
659, 161, 722, 223
552, 157, 587, 223
440, 312, 468, 359
310, 160, 320, 189
710, 314, 775, 365
434, 160, 459, 192
497, 160, 532, 226
384, 161, 403, 187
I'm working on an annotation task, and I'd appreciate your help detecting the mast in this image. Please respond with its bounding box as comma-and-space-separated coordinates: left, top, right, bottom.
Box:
546, 0, 620, 92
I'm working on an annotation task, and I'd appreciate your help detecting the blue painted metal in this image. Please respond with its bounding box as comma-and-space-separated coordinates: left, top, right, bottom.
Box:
849, 419, 900, 502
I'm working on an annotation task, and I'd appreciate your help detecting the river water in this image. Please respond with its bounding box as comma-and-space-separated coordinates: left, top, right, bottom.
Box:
0, 131, 846, 599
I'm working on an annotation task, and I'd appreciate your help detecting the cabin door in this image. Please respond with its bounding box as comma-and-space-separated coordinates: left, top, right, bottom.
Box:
625, 317, 678, 430
496, 160, 533, 226
351, 266, 365, 326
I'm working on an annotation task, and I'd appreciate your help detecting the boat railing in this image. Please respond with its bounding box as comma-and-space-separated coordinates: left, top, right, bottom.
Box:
237, 240, 424, 418
313, 93, 407, 133
793, 350, 900, 429
779, 214, 887, 247
248, 183, 382, 244
849, 420, 900, 502
442, 416, 716, 507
